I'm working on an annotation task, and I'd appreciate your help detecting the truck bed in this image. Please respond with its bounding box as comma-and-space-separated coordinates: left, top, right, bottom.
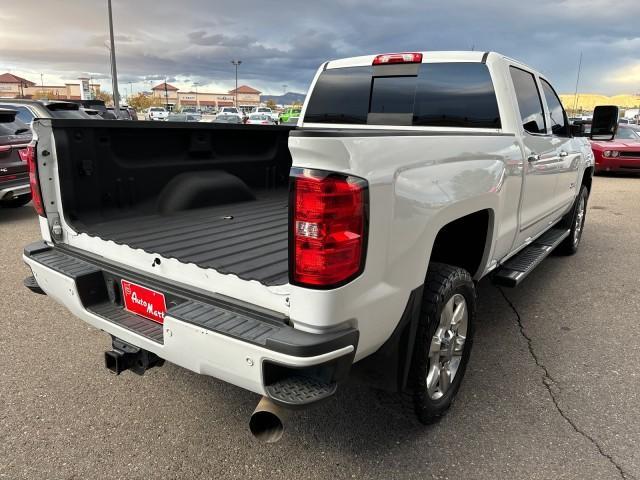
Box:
80, 191, 289, 286
47, 121, 296, 287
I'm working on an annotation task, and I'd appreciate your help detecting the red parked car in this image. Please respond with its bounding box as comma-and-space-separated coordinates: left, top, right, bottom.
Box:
591, 125, 640, 174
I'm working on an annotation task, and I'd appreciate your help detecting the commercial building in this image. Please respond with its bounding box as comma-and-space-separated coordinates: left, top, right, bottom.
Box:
151, 82, 261, 111
0, 73, 101, 100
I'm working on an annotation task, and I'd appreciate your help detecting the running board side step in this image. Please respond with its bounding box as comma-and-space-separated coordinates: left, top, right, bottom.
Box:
492, 228, 570, 287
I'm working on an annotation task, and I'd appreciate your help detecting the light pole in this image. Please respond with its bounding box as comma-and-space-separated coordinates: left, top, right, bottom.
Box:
194, 82, 199, 111
107, 0, 121, 118
231, 60, 242, 109
164, 77, 169, 110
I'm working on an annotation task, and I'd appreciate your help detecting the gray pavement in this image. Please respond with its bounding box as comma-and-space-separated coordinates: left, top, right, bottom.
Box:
1, 176, 638, 479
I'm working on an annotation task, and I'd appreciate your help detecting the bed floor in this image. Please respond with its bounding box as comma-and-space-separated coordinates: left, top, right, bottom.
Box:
80, 194, 289, 286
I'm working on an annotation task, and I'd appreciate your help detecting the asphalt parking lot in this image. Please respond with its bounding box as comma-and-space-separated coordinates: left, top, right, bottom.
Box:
1, 175, 639, 480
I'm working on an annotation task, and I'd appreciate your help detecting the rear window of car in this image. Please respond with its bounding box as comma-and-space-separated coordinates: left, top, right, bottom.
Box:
0, 117, 30, 137
13, 106, 35, 124
304, 62, 501, 128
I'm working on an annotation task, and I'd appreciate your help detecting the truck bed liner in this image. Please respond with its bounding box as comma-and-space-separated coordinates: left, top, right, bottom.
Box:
78, 195, 289, 286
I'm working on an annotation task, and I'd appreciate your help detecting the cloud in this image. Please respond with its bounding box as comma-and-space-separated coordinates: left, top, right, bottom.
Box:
0, 0, 639, 95
610, 64, 640, 86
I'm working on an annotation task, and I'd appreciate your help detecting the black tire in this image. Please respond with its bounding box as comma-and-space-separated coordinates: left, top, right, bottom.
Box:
406, 262, 476, 424
556, 185, 589, 255
0, 195, 31, 208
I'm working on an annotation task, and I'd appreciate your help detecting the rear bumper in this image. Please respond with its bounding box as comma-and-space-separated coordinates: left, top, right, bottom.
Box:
0, 181, 30, 200
23, 241, 357, 403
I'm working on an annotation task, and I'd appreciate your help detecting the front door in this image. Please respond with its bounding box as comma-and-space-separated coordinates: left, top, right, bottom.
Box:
539, 78, 580, 212
509, 66, 563, 245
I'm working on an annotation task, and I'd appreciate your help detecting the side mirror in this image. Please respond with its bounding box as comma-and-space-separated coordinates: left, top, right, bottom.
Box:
590, 105, 619, 141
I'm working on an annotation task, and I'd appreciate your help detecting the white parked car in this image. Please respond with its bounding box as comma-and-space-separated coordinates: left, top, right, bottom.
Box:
23, 51, 618, 442
218, 107, 242, 117
253, 107, 280, 124
246, 113, 276, 125
145, 107, 168, 121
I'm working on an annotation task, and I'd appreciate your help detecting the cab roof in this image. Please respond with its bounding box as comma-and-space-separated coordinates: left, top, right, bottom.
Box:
326, 51, 489, 69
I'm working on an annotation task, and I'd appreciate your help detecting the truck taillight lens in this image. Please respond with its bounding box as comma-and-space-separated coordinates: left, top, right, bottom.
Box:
22, 144, 45, 216
373, 52, 423, 65
290, 168, 368, 288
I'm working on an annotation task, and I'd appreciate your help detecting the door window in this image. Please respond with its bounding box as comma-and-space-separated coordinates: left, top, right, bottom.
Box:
540, 79, 569, 136
510, 67, 546, 134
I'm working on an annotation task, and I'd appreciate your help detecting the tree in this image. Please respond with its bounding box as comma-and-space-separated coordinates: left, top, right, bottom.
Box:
93, 90, 113, 105
128, 93, 163, 112
265, 99, 277, 110
32, 90, 53, 100
292, 100, 303, 108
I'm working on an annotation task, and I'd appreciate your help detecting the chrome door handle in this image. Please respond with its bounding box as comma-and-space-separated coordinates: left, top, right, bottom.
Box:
559, 150, 568, 157
527, 153, 540, 162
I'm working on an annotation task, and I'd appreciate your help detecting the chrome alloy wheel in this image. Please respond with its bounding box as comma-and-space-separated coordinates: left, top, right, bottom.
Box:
573, 194, 586, 247
426, 293, 468, 400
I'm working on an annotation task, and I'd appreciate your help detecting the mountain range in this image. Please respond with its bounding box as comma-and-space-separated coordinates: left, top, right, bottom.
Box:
260, 92, 306, 105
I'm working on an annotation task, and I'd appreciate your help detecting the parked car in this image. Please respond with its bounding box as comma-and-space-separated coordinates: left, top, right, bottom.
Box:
280, 114, 300, 126
218, 107, 242, 117
81, 108, 103, 117
212, 113, 243, 124
0, 109, 32, 208
22, 51, 619, 442
279, 107, 301, 124
253, 107, 280, 124
165, 113, 201, 122
0, 99, 96, 124
107, 107, 131, 120
64, 99, 117, 119
245, 113, 276, 125
145, 107, 169, 121
591, 124, 640, 173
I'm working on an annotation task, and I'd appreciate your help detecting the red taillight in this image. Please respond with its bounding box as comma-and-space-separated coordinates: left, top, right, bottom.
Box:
23, 144, 45, 216
290, 169, 368, 288
373, 52, 423, 65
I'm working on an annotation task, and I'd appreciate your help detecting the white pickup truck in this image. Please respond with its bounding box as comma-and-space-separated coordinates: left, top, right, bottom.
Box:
22, 51, 618, 442
145, 107, 169, 121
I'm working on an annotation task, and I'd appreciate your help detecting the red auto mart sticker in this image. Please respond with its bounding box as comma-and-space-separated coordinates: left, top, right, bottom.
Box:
121, 279, 167, 324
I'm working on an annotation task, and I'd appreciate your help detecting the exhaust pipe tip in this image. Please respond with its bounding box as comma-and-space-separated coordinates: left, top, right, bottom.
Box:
249, 397, 287, 443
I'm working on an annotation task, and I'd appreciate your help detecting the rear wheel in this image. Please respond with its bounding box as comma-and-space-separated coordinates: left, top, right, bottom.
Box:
407, 262, 476, 424
0, 195, 31, 208
557, 185, 589, 255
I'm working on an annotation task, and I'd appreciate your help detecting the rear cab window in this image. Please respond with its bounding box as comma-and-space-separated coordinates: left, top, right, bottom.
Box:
304, 62, 501, 128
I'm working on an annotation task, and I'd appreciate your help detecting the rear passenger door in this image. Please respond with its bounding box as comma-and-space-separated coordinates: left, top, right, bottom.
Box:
539, 78, 579, 212
510, 66, 562, 245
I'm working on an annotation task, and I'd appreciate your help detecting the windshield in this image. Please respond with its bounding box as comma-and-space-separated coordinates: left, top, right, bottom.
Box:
615, 127, 640, 140
150, 107, 165, 112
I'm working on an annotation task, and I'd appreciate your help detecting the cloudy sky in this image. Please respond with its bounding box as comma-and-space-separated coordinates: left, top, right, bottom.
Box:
0, 0, 639, 96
